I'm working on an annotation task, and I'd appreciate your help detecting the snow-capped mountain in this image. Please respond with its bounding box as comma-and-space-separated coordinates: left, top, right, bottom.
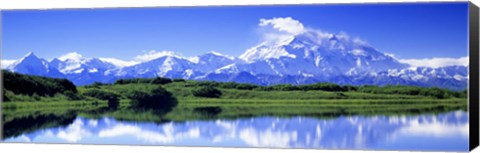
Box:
191, 51, 236, 73
6, 52, 64, 78
49, 52, 117, 74
341, 65, 469, 91
113, 54, 197, 79
104, 51, 238, 80
2, 30, 468, 90
46, 52, 122, 85
211, 31, 407, 79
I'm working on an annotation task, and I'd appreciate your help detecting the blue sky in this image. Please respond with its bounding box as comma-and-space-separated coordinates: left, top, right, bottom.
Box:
1, 2, 469, 61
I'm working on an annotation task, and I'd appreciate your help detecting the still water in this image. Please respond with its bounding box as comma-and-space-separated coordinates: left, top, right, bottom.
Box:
4, 111, 469, 151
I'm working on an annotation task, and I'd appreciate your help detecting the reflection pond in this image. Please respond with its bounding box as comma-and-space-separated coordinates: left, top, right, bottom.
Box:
3, 110, 469, 151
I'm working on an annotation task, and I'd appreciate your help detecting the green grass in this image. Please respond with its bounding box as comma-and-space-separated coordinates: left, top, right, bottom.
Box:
3, 97, 465, 123
160, 98, 466, 121
88, 82, 440, 100
3, 81, 468, 120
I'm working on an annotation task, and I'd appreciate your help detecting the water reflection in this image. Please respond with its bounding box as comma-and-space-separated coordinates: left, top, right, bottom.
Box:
4, 111, 468, 151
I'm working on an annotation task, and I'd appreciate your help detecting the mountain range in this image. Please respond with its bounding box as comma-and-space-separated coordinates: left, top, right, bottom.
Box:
3, 30, 468, 90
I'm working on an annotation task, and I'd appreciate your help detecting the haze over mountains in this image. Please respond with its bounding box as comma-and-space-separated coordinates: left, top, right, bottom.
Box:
2, 17, 469, 90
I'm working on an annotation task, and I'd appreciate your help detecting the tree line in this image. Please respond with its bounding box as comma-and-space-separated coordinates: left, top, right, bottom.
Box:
91, 77, 467, 99
185, 81, 466, 99
3, 70, 77, 99
113, 77, 186, 85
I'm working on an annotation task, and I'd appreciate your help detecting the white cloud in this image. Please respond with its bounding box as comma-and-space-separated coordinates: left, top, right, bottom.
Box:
255, 17, 368, 48
88, 120, 98, 127
257, 17, 306, 45
56, 119, 91, 142
58, 52, 84, 62
1, 59, 16, 68
239, 127, 298, 148
98, 58, 139, 67
259, 17, 305, 35
397, 122, 469, 138
353, 37, 369, 46
399, 56, 468, 68
98, 124, 200, 144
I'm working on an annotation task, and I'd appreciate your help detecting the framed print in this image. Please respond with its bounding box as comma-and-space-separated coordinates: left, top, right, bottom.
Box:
1, 1, 479, 152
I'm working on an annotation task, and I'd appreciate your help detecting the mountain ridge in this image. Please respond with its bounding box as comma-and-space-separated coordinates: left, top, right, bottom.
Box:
3, 31, 468, 90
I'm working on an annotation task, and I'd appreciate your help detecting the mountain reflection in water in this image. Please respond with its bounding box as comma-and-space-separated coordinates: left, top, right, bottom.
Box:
4, 111, 468, 151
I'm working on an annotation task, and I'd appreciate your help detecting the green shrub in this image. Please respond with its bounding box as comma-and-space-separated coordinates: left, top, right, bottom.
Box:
150, 77, 173, 84
173, 78, 186, 82
420, 87, 448, 99
270, 84, 301, 91
107, 96, 119, 110
114, 79, 125, 85
82, 89, 120, 109
192, 86, 222, 98
193, 106, 222, 116
63, 91, 83, 100
194, 81, 220, 87
217, 82, 260, 90
3, 90, 10, 102
114, 77, 172, 85
356, 85, 461, 99
299, 83, 346, 91
85, 82, 109, 88
235, 83, 260, 90
218, 82, 238, 89
126, 87, 177, 112
83, 89, 117, 100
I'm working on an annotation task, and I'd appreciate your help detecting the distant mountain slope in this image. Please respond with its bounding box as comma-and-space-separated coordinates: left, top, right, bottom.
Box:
7, 52, 65, 78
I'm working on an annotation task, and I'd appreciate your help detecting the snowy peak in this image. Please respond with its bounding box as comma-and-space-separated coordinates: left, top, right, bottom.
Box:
238, 30, 375, 63
189, 51, 236, 73
116, 55, 196, 78
48, 52, 116, 74
239, 35, 297, 63
239, 42, 297, 63
7, 52, 63, 77
204, 51, 235, 60
198, 51, 235, 63
9, 52, 45, 69
24, 51, 36, 57
17, 52, 40, 62
236, 29, 408, 77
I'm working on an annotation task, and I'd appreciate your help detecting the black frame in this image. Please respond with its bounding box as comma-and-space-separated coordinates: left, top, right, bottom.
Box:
469, 1, 479, 151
